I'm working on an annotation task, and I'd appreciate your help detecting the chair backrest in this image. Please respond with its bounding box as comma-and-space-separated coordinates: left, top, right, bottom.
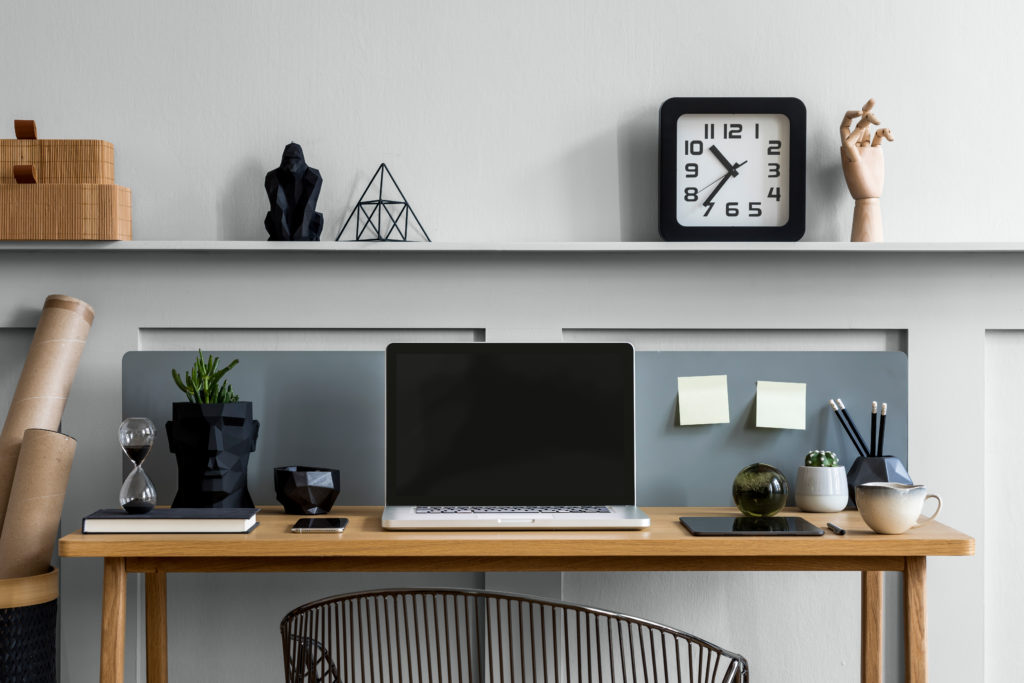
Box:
281, 588, 748, 683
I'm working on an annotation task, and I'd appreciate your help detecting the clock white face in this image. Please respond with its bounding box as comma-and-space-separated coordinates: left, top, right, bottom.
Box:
675, 113, 790, 227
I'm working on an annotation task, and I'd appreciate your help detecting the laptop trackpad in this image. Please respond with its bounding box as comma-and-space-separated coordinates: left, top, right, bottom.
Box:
476, 514, 554, 520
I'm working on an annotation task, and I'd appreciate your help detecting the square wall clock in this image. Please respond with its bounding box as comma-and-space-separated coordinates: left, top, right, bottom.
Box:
658, 97, 806, 241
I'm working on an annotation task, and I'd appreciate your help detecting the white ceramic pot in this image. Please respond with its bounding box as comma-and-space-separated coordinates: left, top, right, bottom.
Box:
795, 466, 848, 513
855, 482, 942, 535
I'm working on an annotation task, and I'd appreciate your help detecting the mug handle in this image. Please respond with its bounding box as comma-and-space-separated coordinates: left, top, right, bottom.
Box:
913, 493, 942, 528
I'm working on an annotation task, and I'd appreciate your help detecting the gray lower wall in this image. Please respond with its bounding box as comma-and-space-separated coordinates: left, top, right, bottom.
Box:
0, 246, 999, 682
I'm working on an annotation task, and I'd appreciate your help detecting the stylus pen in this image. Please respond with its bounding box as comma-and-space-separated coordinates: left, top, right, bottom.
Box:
830, 399, 867, 458
827, 522, 846, 535
877, 402, 887, 458
836, 398, 869, 457
869, 401, 877, 458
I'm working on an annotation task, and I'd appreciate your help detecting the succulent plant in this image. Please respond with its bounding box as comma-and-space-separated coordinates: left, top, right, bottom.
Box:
171, 350, 240, 404
805, 450, 839, 467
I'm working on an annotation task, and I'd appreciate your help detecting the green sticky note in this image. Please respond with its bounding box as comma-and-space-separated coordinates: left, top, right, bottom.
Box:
677, 375, 730, 426
755, 380, 806, 430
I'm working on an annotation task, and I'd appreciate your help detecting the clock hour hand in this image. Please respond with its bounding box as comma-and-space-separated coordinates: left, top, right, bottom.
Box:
709, 145, 739, 177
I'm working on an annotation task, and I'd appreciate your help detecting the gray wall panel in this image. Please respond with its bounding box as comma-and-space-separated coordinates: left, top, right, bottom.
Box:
636, 351, 908, 506
124, 350, 907, 509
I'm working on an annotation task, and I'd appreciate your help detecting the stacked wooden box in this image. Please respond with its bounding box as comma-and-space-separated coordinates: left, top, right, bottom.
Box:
0, 121, 132, 240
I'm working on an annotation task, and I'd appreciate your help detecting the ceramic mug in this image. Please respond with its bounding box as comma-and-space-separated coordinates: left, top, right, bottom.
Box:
855, 483, 942, 534
795, 466, 848, 513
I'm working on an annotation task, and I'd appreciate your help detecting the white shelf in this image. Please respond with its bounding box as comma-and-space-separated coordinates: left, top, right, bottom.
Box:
0, 240, 1023, 253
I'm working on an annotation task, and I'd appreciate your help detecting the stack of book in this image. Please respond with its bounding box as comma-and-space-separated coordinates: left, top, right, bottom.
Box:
82, 508, 259, 534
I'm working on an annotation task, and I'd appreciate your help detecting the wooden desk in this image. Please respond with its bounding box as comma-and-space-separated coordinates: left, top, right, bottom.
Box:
59, 507, 973, 683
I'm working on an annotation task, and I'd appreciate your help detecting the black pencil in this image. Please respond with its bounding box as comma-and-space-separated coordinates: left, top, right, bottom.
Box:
870, 401, 877, 457
837, 398, 870, 457
877, 403, 887, 457
830, 399, 867, 458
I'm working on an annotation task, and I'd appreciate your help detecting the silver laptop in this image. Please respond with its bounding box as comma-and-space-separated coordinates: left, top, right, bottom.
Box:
381, 342, 650, 530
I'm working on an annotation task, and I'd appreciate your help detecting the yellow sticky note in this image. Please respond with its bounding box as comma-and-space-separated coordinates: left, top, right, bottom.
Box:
677, 375, 730, 426
755, 380, 806, 430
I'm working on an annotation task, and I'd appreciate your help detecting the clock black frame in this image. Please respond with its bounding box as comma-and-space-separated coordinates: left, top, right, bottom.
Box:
658, 97, 806, 242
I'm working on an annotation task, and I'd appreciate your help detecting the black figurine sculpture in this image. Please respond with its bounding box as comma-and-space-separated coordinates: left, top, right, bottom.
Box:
265, 142, 324, 241
166, 402, 260, 508
336, 163, 430, 242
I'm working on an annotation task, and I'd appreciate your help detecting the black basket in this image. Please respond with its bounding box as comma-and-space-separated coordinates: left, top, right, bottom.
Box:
0, 599, 56, 683
0, 568, 57, 683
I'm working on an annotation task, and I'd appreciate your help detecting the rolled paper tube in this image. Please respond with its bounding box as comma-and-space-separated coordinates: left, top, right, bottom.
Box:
0, 295, 93, 534
0, 429, 76, 579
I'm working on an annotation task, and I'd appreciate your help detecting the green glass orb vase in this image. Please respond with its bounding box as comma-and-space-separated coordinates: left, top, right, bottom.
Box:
732, 463, 789, 517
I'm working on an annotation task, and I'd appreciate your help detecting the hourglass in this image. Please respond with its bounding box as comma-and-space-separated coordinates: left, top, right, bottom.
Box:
119, 417, 157, 514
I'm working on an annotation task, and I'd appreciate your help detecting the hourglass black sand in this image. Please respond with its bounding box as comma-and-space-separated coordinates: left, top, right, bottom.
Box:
119, 417, 157, 513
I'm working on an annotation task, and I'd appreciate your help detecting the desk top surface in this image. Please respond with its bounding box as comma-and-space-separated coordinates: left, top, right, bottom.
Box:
59, 507, 974, 559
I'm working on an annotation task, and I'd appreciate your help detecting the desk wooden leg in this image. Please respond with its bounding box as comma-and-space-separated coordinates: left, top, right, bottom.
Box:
861, 570, 883, 683
905, 557, 927, 683
100, 558, 126, 683
145, 571, 168, 683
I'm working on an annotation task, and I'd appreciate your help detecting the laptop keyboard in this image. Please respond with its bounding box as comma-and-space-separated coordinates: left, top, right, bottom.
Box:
415, 506, 611, 514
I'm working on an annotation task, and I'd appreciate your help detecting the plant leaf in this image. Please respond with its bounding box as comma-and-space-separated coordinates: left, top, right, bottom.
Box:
171, 369, 189, 394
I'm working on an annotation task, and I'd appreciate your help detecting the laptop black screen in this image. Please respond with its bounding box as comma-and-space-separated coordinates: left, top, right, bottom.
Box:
386, 343, 635, 506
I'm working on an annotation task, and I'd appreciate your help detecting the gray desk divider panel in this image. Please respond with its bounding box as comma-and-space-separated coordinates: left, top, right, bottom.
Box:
123, 351, 387, 507
636, 351, 907, 506
123, 350, 906, 510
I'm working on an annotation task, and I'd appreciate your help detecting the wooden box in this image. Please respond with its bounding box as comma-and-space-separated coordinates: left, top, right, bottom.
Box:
0, 140, 115, 185
1, 120, 131, 240
0, 184, 132, 240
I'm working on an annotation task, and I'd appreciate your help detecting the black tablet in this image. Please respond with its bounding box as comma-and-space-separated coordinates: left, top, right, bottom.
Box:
680, 516, 824, 536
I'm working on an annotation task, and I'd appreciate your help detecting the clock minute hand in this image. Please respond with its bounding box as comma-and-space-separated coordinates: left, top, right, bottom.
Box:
695, 161, 749, 195
701, 160, 747, 208
703, 174, 731, 207
709, 145, 739, 177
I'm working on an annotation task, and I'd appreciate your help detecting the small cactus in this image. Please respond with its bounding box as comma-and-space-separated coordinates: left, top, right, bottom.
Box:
171, 350, 240, 404
805, 450, 839, 467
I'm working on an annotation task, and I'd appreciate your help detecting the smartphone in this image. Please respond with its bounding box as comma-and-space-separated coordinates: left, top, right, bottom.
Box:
291, 517, 349, 533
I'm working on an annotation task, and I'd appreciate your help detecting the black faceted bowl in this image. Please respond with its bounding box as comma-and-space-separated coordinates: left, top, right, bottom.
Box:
273, 466, 341, 515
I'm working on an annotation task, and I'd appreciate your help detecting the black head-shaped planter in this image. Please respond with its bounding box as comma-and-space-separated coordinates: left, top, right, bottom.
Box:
166, 402, 260, 508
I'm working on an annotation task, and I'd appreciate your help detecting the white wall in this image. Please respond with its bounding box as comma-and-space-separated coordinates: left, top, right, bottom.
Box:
2, 0, 1019, 243
0, 1, 1016, 681
984, 332, 1024, 683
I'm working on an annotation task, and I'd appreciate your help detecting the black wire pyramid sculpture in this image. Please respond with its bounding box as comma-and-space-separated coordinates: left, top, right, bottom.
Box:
336, 163, 430, 242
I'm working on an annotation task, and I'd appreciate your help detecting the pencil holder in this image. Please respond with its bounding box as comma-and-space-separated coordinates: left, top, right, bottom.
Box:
846, 455, 912, 509
274, 466, 341, 515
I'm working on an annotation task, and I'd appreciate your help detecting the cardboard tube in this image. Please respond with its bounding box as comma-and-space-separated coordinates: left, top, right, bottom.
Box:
0, 429, 76, 579
0, 295, 93, 533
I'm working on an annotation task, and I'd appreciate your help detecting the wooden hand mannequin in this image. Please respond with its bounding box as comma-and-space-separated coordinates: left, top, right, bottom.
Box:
841, 99, 894, 242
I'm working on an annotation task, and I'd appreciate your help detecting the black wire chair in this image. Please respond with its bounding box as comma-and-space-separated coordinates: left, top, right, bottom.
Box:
281, 588, 749, 683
